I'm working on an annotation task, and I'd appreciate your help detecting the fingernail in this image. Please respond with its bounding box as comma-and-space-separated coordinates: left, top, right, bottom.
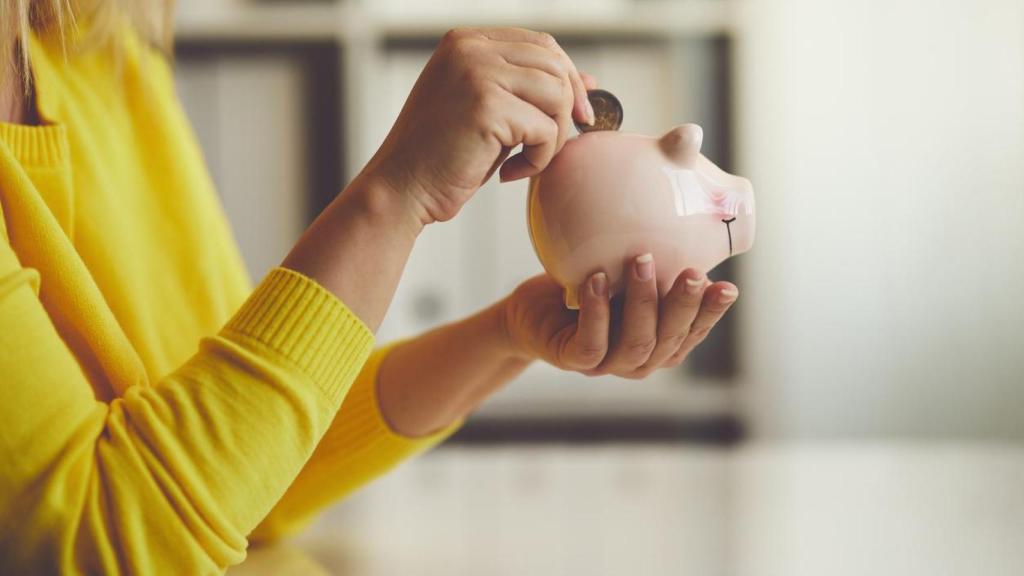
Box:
635, 253, 654, 281
684, 276, 705, 295
590, 272, 608, 298
719, 288, 739, 304
585, 100, 596, 125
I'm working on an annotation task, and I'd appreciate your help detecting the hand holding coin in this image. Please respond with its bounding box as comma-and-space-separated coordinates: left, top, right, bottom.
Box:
575, 89, 623, 133
367, 27, 594, 222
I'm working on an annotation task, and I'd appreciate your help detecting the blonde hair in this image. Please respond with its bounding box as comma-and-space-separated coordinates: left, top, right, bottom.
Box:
0, 0, 172, 91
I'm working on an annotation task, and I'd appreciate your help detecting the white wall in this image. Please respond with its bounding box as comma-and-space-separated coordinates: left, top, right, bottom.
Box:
734, 0, 1024, 438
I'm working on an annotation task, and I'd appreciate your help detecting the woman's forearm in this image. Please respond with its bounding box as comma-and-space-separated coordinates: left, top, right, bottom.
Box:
376, 298, 533, 437
282, 170, 426, 332
287, 170, 534, 436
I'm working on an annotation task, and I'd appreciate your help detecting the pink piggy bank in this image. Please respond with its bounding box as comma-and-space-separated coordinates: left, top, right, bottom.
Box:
527, 124, 755, 308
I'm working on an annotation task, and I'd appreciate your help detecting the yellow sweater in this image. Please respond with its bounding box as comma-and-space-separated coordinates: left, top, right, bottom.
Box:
0, 31, 453, 574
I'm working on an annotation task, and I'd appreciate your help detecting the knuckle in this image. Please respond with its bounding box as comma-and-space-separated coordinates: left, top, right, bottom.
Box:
557, 75, 574, 103
442, 28, 472, 45
659, 331, 687, 347
632, 366, 655, 380
470, 90, 503, 128
671, 288, 701, 306
574, 346, 606, 368
461, 64, 490, 92
633, 293, 659, 308
564, 337, 606, 370
689, 326, 711, 341
449, 37, 482, 64
542, 115, 560, 138
623, 337, 657, 358
537, 31, 558, 48
704, 303, 729, 315
475, 87, 501, 112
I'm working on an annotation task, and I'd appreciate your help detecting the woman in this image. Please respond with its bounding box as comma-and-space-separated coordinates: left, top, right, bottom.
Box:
0, 2, 739, 573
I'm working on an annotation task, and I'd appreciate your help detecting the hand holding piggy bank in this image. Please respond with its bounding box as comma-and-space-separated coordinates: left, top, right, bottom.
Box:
527, 124, 755, 308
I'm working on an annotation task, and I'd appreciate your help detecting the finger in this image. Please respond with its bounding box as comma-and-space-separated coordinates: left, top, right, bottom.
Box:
497, 64, 571, 119
580, 71, 598, 90
640, 268, 707, 370
495, 42, 575, 151
493, 94, 560, 181
477, 28, 593, 125
541, 39, 592, 126
667, 282, 738, 366
561, 272, 611, 370
600, 253, 659, 374
496, 40, 569, 84
497, 62, 574, 154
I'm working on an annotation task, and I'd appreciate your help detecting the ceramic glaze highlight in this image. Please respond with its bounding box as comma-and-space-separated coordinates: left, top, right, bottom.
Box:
528, 124, 755, 308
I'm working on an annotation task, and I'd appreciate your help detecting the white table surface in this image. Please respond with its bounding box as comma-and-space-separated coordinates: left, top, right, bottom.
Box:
230, 441, 1024, 576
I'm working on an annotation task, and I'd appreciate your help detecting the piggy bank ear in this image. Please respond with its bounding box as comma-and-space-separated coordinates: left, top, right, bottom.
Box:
659, 124, 703, 166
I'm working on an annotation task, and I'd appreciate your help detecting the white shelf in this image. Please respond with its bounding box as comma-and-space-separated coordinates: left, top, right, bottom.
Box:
174, 0, 737, 42
175, 3, 350, 42
372, 0, 736, 39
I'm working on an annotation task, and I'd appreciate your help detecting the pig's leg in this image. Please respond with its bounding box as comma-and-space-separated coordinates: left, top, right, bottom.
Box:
564, 285, 580, 310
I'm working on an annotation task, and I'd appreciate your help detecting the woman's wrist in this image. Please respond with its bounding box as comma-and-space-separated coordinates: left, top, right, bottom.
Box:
377, 301, 534, 438
280, 167, 429, 331
363, 144, 456, 228
492, 296, 537, 363
351, 166, 430, 240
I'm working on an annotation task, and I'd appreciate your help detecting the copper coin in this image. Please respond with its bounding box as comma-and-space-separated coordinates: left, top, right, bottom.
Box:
575, 89, 623, 133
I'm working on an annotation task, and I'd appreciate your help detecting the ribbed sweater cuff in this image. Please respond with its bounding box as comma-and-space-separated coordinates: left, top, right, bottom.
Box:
222, 267, 374, 405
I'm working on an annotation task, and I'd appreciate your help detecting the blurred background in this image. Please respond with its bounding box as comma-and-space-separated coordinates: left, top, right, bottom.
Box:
172, 0, 1024, 574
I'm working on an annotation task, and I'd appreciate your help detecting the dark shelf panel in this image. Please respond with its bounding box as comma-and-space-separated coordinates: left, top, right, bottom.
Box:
445, 414, 744, 446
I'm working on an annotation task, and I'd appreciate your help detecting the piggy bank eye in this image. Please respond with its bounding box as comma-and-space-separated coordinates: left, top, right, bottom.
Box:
663, 167, 717, 216
714, 186, 755, 218
662, 167, 754, 218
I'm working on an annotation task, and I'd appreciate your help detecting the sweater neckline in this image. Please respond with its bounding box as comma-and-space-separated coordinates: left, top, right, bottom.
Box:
0, 122, 69, 168
0, 33, 69, 169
